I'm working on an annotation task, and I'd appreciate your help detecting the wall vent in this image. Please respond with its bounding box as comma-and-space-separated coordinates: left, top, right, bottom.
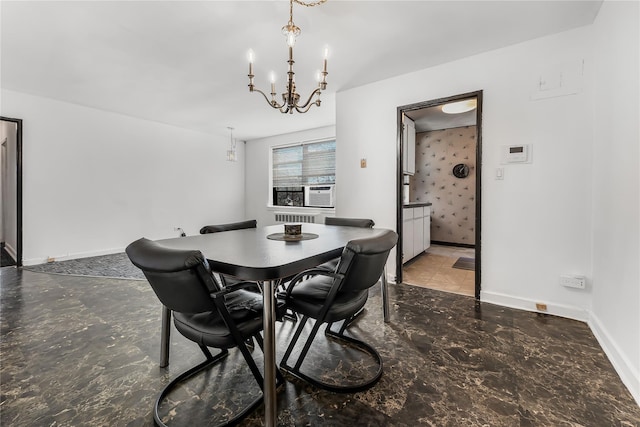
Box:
274, 213, 317, 224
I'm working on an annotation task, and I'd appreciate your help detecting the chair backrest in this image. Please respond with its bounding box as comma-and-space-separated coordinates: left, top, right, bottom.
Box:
126, 238, 218, 314
200, 219, 257, 235
335, 230, 397, 294
324, 217, 375, 228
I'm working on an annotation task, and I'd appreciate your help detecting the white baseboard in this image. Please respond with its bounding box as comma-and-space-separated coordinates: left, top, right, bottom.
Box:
589, 313, 640, 406
482, 290, 639, 406
480, 290, 589, 322
23, 247, 126, 266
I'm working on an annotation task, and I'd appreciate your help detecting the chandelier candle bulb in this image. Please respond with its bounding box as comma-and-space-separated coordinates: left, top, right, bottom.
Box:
247, 50, 255, 90
323, 47, 328, 72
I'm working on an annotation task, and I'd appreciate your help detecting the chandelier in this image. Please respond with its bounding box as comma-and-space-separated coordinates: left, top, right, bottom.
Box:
248, 0, 328, 114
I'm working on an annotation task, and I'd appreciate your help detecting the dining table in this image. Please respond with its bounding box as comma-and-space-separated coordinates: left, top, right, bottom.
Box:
157, 223, 391, 427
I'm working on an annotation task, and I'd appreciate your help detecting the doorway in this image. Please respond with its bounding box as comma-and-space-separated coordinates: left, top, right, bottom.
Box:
0, 117, 23, 267
396, 91, 482, 299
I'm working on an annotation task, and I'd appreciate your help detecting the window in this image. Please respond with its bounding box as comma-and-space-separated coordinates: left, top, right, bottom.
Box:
272, 139, 336, 207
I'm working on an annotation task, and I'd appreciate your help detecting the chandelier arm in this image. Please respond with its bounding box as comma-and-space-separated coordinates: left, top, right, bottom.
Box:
252, 88, 284, 109
294, 87, 322, 110
295, 102, 318, 114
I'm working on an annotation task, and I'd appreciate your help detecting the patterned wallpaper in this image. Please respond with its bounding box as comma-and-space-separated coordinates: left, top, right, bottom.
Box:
409, 126, 476, 245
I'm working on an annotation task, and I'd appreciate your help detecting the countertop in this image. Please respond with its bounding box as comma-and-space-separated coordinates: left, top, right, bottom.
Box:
403, 202, 432, 208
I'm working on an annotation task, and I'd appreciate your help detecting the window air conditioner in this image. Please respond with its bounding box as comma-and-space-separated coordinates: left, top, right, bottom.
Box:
305, 185, 334, 208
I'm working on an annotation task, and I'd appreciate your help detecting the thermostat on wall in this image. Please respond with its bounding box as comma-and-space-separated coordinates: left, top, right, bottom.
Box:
502, 144, 532, 164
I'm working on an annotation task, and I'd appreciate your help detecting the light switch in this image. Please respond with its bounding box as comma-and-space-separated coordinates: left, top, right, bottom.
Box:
360, 158, 367, 168
495, 168, 504, 180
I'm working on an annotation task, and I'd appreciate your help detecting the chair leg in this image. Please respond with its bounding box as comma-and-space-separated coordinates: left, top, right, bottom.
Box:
280, 315, 309, 368
160, 305, 171, 368
153, 343, 269, 427
280, 318, 384, 394
235, 334, 266, 390
292, 318, 324, 372
325, 307, 365, 335
153, 348, 232, 427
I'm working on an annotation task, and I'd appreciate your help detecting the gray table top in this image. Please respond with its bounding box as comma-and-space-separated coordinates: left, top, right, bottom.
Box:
157, 223, 386, 281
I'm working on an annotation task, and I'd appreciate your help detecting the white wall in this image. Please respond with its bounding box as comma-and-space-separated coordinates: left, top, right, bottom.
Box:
590, 0, 639, 404
0, 89, 246, 265
336, 11, 640, 404
0, 120, 18, 258
245, 125, 335, 227
0, 123, 6, 243
337, 25, 595, 318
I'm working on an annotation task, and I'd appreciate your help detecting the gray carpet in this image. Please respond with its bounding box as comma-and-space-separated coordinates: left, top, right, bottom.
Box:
24, 252, 145, 280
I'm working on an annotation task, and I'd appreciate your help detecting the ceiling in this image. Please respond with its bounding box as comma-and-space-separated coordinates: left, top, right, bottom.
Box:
0, 1, 602, 141
404, 99, 477, 133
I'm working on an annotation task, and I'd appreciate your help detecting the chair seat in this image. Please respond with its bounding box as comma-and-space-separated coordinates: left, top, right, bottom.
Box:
287, 275, 368, 323
174, 289, 264, 349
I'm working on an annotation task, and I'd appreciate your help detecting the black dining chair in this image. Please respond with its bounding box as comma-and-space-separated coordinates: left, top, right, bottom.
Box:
324, 217, 375, 228
318, 217, 376, 329
152, 220, 260, 368
200, 220, 258, 287
126, 238, 283, 427
320, 217, 375, 272
200, 219, 257, 235
279, 229, 397, 393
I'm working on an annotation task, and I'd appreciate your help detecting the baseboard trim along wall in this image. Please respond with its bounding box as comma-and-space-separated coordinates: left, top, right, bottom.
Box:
482, 290, 639, 406
23, 247, 126, 266
480, 290, 589, 322
589, 313, 640, 406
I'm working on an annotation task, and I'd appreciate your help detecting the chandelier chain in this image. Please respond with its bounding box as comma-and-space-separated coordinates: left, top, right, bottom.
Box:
293, 0, 328, 7
289, 0, 326, 25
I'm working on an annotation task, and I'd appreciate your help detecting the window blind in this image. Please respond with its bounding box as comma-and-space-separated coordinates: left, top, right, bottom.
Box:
273, 140, 335, 188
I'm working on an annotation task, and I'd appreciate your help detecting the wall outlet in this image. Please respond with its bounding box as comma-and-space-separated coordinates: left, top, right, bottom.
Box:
47, 257, 55, 263
535, 302, 547, 312
560, 274, 586, 289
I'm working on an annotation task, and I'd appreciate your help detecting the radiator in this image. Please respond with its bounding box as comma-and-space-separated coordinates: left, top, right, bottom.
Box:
274, 213, 317, 224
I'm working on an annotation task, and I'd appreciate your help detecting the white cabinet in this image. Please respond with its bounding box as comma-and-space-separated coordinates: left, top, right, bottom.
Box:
402, 208, 413, 263
423, 206, 431, 251
402, 116, 416, 175
402, 205, 431, 264
412, 207, 424, 257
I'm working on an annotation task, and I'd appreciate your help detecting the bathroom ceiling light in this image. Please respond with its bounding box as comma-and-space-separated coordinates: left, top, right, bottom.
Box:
442, 99, 477, 114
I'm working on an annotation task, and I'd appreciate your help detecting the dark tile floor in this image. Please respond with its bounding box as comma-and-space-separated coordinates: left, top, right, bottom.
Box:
1, 267, 639, 426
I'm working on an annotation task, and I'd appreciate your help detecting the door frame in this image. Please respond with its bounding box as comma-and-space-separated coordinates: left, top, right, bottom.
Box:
395, 90, 483, 299
0, 116, 23, 267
